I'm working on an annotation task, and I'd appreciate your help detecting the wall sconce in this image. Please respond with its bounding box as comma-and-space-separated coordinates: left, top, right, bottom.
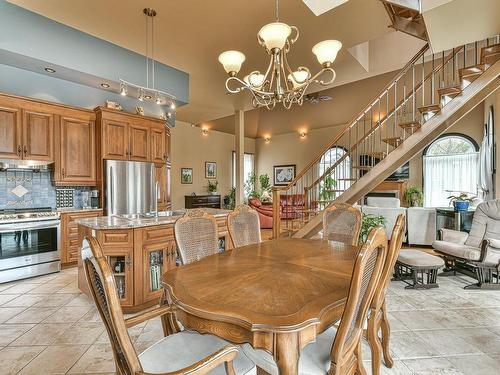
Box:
202, 128, 209, 136
264, 137, 271, 143
299, 131, 307, 139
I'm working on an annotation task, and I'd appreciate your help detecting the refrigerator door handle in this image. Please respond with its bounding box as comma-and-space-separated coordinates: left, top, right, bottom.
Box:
110, 166, 114, 215
154, 180, 159, 216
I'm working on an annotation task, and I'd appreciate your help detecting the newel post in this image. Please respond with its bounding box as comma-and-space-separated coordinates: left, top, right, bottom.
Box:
272, 188, 281, 239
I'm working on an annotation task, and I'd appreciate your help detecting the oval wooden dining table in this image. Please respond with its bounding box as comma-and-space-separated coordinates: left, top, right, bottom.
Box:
162, 238, 358, 375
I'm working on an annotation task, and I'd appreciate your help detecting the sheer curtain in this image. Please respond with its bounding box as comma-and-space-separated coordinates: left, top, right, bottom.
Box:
423, 153, 478, 207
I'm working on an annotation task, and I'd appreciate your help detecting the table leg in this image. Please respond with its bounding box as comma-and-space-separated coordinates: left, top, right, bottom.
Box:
274, 332, 299, 375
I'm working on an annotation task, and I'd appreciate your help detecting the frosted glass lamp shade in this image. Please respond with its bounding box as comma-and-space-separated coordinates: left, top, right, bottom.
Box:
258, 22, 292, 50
288, 70, 310, 88
312, 40, 342, 65
218, 50, 246, 75
244, 73, 265, 88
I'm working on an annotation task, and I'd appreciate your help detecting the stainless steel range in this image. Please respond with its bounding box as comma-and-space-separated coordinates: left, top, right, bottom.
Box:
0, 207, 60, 283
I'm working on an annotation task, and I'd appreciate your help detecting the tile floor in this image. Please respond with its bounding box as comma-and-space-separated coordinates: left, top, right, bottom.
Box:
1, 266, 500, 374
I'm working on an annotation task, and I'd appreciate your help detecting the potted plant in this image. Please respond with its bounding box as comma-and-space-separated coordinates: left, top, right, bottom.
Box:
259, 174, 271, 194
223, 187, 236, 209
319, 175, 337, 201
404, 186, 424, 207
207, 180, 218, 195
244, 172, 260, 199
447, 192, 474, 212
359, 213, 386, 243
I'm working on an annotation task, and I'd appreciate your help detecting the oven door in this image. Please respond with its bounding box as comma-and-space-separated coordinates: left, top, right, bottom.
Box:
0, 220, 60, 271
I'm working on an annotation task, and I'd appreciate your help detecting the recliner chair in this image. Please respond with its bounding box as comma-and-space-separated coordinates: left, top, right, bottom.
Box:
432, 199, 500, 289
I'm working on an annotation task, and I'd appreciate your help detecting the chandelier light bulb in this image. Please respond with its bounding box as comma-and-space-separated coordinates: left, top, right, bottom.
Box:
155, 95, 162, 105
170, 101, 176, 110
138, 89, 144, 101
244, 73, 266, 88
218, 51, 246, 75
120, 83, 127, 96
288, 70, 310, 88
258, 22, 292, 51
312, 40, 342, 66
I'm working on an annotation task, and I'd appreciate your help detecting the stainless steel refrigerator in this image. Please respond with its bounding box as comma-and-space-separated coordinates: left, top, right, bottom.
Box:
105, 160, 157, 216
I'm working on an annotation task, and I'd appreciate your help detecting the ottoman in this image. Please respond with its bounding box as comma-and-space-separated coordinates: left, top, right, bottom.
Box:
394, 250, 445, 289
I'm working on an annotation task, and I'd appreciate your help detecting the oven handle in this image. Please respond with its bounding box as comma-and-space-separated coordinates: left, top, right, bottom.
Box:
0, 220, 60, 233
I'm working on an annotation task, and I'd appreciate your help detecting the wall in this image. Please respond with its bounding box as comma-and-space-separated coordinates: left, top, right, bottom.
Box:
170, 121, 255, 209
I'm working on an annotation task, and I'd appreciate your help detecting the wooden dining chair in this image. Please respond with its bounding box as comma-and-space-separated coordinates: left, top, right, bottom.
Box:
366, 214, 406, 375
174, 209, 219, 265
242, 227, 388, 375
323, 203, 362, 245
227, 205, 262, 248
81, 236, 256, 375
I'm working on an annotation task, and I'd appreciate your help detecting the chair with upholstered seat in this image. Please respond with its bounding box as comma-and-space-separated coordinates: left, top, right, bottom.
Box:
242, 226, 388, 375
366, 214, 406, 375
432, 199, 500, 289
174, 209, 219, 265
81, 236, 256, 375
227, 205, 262, 248
323, 203, 362, 246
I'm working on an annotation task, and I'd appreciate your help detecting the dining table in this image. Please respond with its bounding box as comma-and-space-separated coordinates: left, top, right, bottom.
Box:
162, 238, 359, 375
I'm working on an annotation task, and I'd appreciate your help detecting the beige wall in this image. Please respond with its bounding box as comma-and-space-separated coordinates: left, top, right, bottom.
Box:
484, 89, 500, 198
170, 121, 255, 209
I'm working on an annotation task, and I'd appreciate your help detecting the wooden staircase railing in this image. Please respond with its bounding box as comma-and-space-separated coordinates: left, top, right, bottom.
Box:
272, 35, 500, 239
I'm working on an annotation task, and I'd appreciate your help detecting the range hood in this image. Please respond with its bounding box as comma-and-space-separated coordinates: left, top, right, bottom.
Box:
0, 160, 54, 171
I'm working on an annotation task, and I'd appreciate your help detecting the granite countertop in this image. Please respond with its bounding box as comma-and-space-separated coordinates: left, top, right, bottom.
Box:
75, 208, 231, 230
57, 208, 103, 214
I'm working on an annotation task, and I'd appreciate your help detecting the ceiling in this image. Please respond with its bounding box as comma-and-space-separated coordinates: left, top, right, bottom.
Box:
8, 0, 398, 125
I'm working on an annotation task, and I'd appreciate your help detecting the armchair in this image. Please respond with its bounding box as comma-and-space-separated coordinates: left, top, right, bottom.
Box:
248, 198, 274, 229
432, 199, 500, 289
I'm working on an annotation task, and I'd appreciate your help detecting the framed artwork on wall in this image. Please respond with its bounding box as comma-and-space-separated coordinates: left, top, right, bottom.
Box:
205, 162, 217, 178
181, 168, 193, 184
273, 164, 296, 186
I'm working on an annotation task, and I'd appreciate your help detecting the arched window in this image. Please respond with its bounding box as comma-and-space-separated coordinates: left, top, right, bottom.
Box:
318, 147, 351, 206
423, 134, 479, 207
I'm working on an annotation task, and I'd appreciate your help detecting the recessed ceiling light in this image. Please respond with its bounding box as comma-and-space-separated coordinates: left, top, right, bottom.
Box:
100, 83, 110, 88
44, 67, 56, 73
144, 95, 152, 100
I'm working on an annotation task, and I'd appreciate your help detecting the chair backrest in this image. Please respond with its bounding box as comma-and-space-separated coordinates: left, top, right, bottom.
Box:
323, 203, 362, 246
371, 214, 406, 310
330, 227, 387, 372
465, 199, 500, 247
227, 204, 262, 248
82, 236, 142, 375
174, 209, 219, 265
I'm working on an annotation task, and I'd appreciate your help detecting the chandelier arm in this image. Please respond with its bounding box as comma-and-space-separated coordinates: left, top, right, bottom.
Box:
262, 55, 275, 84
225, 76, 248, 94
280, 49, 292, 92
311, 68, 337, 86
289, 26, 299, 45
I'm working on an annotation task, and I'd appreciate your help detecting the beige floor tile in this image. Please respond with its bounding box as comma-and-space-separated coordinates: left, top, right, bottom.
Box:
451, 328, 500, 355
57, 282, 82, 294
135, 318, 164, 343
0, 307, 27, 323
5, 307, 58, 324
389, 331, 437, 359
133, 339, 159, 355
2, 294, 44, 307
33, 293, 79, 307
363, 359, 413, 375
28, 282, 70, 294
0, 282, 16, 292
414, 330, 482, 356
0, 324, 36, 345
10, 323, 72, 346
0, 346, 46, 375
0, 293, 21, 306
66, 294, 94, 307
403, 357, 463, 374
42, 306, 92, 324
0, 283, 39, 294
68, 344, 116, 373
403, 293, 445, 310
18, 344, 89, 375
390, 310, 447, 330
79, 308, 102, 323
55, 322, 105, 345
19, 273, 58, 284
386, 312, 411, 332
448, 353, 500, 375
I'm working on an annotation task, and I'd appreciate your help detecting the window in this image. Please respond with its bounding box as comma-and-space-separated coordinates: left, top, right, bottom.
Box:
231, 152, 255, 195
423, 134, 479, 207
318, 147, 351, 204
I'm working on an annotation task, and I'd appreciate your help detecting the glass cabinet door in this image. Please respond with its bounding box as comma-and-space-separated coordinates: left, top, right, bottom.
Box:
106, 251, 133, 307
143, 242, 178, 303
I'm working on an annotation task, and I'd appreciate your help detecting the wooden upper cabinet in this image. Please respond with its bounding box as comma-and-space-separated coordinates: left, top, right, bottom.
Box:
22, 109, 54, 161
0, 105, 22, 159
129, 123, 150, 161
151, 127, 166, 164
102, 119, 129, 160
165, 129, 171, 165
59, 116, 96, 184
155, 164, 167, 210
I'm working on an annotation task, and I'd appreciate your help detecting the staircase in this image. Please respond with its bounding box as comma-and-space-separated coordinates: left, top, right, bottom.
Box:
271, 35, 500, 239
381, 0, 428, 41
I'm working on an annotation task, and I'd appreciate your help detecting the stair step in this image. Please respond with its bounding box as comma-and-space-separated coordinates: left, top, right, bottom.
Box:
364, 151, 387, 159
418, 104, 441, 114
398, 121, 421, 130
352, 165, 372, 171
322, 189, 345, 193
337, 178, 357, 181
437, 85, 462, 99
459, 64, 486, 80
481, 43, 500, 65
382, 137, 403, 147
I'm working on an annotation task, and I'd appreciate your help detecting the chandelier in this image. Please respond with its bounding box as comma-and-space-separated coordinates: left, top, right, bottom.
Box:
218, 0, 342, 110
119, 8, 176, 114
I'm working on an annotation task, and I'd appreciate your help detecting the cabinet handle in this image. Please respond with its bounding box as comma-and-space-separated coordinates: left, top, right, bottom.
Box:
61, 168, 65, 177
17, 145, 22, 157
163, 153, 167, 161
126, 255, 132, 267
23, 145, 27, 156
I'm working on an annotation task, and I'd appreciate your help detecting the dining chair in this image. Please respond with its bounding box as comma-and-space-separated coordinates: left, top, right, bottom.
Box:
227, 205, 262, 248
366, 214, 406, 375
323, 203, 362, 245
242, 226, 388, 375
174, 209, 219, 265
81, 236, 256, 375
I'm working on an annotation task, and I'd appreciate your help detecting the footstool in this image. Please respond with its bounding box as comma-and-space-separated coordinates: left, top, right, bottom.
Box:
393, 250, 445, 289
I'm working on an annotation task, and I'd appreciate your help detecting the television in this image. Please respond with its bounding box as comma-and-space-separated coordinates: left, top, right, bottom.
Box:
358, 155, 409, 180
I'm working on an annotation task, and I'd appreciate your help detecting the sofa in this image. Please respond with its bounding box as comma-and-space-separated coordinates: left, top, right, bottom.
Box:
407, 207, 437, 246
361, 197, 407, 240
248, 198, 273, 229
279, 194, 306, 220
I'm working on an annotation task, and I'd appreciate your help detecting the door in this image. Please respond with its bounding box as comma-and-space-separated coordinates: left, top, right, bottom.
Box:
0, 106, 22, 159
155, 164, 167, 210
22, 110, 54, 161
142, 242, 171, 303
104, 249, 134, 307
60, 117, 96, 184
129, 123, 150, 161
151, 127, 166, 163
102, 120, 128, 160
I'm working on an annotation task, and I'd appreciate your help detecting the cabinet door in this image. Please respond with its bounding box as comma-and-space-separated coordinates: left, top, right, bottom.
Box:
22, 110, 54, 161
155, 164, 167, 210
102, 120, 128, 160
151, 127, 166, 164
60, 117, 96, 184
129, 123, 150, 161
165, 130, 171, 165
166, 165, 171, 206
0, 106, 22, 159
61, 210, 102, 265
103, 249, 134, 307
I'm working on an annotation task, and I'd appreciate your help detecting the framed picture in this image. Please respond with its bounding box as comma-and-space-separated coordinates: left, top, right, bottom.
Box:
181, 168, 193, 184
273, 164, 296, 186
205, 162, 217, 178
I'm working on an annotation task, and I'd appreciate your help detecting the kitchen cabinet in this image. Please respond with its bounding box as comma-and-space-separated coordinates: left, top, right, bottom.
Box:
22, 109, 54, 161
151, 127, 166, 163
102, 119, 129, 160
155, 164, 167, 211
129, 122, 150, 161
165, 130, 171, 165
0, 105, 21, 159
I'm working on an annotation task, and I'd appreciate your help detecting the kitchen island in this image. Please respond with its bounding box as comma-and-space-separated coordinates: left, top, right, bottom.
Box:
76, 208, 231, 312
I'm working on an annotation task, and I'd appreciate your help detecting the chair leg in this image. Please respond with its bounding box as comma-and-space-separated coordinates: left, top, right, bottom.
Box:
367, 310, 382, 375
380, 302, 394, 368
356, 341, 368, 375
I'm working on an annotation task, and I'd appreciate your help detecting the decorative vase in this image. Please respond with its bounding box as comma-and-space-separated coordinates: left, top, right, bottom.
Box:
453, 200, 470, 212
